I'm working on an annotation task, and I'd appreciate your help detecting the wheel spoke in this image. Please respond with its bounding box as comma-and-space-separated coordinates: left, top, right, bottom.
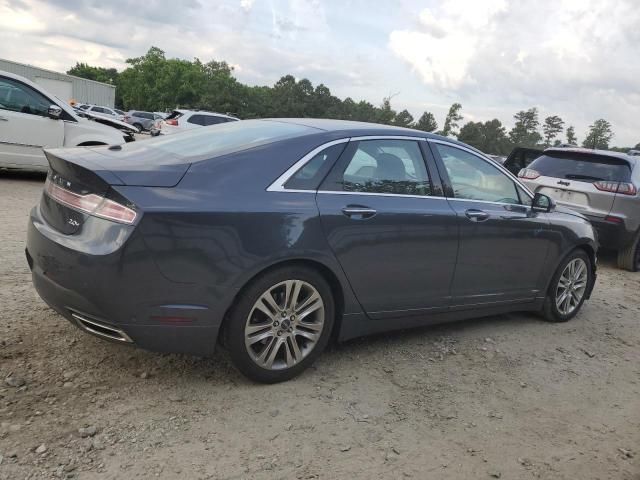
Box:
294, 327, 319, 342
295, 291, 320, 314
247, 329, 274, 345
263, 338, 283, 369
246, 322, 272, 335
298, 319, 323, 332
261, 290, 281, 315
297, 299, 322, 322
287, 281, 303, 310
257, 336, 278, 363
556, 291, 568, 309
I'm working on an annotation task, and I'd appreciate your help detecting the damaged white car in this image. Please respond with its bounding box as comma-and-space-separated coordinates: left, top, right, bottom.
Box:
0, 70, 134, 172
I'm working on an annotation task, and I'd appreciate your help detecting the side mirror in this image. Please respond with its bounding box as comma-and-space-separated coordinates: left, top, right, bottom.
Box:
47, 105, 63, 119
532, 192, 555, 213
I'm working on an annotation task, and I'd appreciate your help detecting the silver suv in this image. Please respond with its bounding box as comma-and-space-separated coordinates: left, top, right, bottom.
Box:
519, 147, 639, 271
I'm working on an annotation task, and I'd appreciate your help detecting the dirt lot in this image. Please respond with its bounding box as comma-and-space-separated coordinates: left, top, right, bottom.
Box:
0, 173, 638, 480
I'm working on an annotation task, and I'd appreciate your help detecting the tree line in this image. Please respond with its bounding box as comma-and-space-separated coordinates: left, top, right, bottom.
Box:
68, 47, 638, 155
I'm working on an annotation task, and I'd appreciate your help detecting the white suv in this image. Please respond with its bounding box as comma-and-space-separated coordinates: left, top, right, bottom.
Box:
0, 71, 126, 172
154, 109, 238, 135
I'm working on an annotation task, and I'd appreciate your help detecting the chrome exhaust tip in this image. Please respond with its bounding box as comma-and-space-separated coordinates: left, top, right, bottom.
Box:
71, 312, 133, 343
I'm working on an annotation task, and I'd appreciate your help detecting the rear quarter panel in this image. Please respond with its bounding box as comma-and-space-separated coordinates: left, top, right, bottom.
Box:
117, 134, 364, 316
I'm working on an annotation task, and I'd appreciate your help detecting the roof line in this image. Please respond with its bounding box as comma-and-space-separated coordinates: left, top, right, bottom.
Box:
0, 57, 116, 89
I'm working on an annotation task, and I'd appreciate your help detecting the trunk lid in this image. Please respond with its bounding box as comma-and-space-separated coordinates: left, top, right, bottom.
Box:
45, 143, 191, 187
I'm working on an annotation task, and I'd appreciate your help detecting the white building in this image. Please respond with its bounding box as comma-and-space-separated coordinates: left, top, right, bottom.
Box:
0, 58, 116, 107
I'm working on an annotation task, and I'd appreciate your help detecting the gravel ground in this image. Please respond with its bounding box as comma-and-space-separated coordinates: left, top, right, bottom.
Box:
0, 172, 638, 480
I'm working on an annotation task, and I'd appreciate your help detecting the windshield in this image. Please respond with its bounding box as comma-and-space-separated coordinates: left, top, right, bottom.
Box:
143, 119, 318, 158
528, 153, 632, 183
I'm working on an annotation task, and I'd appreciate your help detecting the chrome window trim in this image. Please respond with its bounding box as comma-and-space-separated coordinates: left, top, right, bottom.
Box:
428, 139, 535, 200
266, 138, 350, 192
266, 135, 427, 192
317, 190, 440, 200
349, 135, 428, 142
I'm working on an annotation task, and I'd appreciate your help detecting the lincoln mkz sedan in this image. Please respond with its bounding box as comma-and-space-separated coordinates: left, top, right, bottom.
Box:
26, 119, 598, 383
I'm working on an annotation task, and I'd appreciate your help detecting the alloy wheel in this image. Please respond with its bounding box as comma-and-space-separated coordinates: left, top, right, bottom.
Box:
555, 258, 588, 316
244, 279, 325, 370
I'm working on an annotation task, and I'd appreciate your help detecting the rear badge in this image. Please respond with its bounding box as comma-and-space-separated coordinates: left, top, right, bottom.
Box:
557, 180, 570, 186
67, 218, 80, 227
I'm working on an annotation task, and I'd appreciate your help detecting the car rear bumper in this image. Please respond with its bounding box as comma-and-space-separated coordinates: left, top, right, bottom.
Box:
585, 215, 636, 250
26, 206, 228, 356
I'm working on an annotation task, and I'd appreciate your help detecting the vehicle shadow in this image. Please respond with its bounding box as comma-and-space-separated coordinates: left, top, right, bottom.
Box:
0, 169, 46, 181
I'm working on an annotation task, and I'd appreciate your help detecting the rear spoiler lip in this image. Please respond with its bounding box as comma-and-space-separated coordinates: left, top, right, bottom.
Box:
44, 148, 126, 186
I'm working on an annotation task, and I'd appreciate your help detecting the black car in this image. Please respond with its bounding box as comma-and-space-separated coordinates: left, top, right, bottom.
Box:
26, 119, 598, 383
503, 146, 544, 175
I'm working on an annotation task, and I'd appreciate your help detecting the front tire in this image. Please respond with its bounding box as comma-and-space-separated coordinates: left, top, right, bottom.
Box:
224, 266, 334, 383
542, 250, 592, 322
617, 231, 640, 272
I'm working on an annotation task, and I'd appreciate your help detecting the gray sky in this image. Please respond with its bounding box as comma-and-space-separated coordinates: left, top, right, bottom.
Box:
1, 0, 638, 146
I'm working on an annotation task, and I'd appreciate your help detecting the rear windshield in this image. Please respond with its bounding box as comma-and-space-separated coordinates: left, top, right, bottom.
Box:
528, 153, 632, 183
145, 119, 317, 158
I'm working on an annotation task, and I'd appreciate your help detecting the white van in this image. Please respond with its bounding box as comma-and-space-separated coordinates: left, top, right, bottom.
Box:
0, 70, 126, 172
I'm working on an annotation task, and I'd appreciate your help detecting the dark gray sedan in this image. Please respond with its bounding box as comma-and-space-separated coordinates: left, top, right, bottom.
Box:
26, 119, 597, 383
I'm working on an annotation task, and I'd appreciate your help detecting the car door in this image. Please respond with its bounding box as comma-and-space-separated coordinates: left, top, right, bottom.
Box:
0, 76, 64, 169
316, 137, 459, 319
429, 141, 551, 307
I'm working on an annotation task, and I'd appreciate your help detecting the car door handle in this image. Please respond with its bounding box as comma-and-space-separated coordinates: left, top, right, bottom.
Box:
342, 206, 377, 219
465, 209, 490, 222
0, 116, 8, 121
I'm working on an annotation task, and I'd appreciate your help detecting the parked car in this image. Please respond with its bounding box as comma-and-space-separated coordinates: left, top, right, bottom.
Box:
628, 149, 640, 157
0, 70, 127, 172
503, 147, 543, 175
26, 119, 597, 383
124, 110, 165, 132
519, 147, 640, 271
84, 105, 125, 121
152, 109, 238, 135
73, 107, 139, 143
487, 154, 506, 164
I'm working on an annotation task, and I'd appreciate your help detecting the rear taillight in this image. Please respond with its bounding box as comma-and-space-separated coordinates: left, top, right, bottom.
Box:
594, 181, 637, 196
165, 119, 178, 126
44, 178, 136, 224
518, 168, 540, 180
124, 115, 130, 121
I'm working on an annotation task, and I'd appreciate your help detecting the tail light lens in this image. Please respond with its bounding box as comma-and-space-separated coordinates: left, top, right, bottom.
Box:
594, 181, 637, 195
165, 119, 178, 126
44, 178, 137, 224
518, 168, 540, 180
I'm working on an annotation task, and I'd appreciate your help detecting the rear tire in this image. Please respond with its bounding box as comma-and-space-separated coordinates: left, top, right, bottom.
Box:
224, 266, 334, 383
133, 123, 143, 132
617, 231, 640, 272
542, 249, 592, 322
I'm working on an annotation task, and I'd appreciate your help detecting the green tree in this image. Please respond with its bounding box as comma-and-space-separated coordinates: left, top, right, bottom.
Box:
67, 62, 119, 84
542, 115, 564, 147
415, 111, 438, 132
566, 126, 577, 145
509, 108, 542, 147
393, 109, 414, 127
376, 97, 397, 125
582, 119, 614, 149
440, 103, 463, 137
457, 119, 511, 154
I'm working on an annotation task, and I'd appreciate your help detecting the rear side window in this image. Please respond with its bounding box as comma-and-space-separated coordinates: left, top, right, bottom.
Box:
285, 143, 347, 190
204, 116, 227, 126
529, 153, 632, 183
188, 114, 207, 126
322, 139, 432, 196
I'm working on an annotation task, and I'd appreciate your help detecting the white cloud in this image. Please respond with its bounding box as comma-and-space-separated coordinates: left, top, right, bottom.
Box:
389, 0, 640, 145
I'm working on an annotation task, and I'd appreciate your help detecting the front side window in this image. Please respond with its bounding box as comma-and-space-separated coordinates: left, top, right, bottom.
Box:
324, 139, 431, 196
436, 144, 521, 204
0, 77, 51, 117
